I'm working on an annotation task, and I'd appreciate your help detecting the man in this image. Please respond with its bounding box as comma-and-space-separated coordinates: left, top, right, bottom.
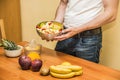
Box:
53, 0, 119, 63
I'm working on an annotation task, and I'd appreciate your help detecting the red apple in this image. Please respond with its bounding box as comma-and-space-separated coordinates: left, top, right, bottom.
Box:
31, 59, 42, 72
18, 55, 31, 70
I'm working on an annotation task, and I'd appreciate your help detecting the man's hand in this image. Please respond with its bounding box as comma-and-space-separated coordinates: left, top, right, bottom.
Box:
54, 27, 80, 41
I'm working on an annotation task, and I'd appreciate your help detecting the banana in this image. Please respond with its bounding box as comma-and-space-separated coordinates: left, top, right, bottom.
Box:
61, 62, 71, 66
74, 70, 83, 76
49, 62, 83, 79
50, 66, 72, 74
56, 65, 82, 71
50, 71, 75, 79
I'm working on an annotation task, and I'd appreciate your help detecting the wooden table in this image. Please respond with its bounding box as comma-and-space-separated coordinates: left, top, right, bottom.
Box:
0, 41, 120, 80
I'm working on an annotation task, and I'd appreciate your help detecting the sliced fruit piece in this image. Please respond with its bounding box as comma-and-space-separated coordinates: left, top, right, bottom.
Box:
50, 71, 75, 79
61, 62, 71, 66
40, 23, 45, 28
50, 65, 72, 74
74, 70, 83, 76
56, 65, 82, 71
27, 52, 40, 61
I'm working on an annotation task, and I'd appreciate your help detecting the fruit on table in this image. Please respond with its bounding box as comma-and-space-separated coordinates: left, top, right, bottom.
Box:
74, 70, 83, 76
50, 71, 75, 79
40, 67, 50, 76
31, 59, 42, 72
61, 62, 71, 66
56, 65, 82, 71
27, 52, 41, 61
50, 65, 72, 74
18, 52, 42, 72
49, 62, 83, 79
18, 55, 31, 70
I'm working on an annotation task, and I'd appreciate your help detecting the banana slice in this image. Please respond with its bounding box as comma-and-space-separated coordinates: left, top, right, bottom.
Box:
56, 65, 82, 71
61, 62, 71, 66
50, 66, 72, 74
50, 71, 75, 79
74, 70, 83, 76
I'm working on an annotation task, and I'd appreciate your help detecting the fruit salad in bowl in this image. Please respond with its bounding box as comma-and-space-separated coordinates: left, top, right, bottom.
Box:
36, 21, 64, 40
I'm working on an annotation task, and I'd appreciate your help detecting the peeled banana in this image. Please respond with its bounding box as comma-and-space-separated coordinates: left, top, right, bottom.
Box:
50, 71, 75, 79
50, 65, 72, 74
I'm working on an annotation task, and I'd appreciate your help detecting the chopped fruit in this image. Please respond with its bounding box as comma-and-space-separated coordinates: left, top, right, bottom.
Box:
61, 62, 71, 66
36, 21, 64, 40
27, 52, 40, 60
36, 21, 63, 34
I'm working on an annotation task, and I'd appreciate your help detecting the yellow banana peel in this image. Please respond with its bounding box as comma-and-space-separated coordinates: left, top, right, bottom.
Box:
74, 70, 83, 76
49, 62, 83, 79
50, 71, 75, 79
50, 65, 72, 74
56, 65, 82, 71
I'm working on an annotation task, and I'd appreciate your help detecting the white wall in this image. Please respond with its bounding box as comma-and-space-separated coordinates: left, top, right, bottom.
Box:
20, 0, 120, 70
20, 0, 59, 49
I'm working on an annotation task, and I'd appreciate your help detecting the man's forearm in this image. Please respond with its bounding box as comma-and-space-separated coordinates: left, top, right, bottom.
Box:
77, 0, 119, 33
54, 0, 68, 23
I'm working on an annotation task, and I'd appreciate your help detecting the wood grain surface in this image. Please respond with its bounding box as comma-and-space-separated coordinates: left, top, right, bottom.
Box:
0, 41, 120, 80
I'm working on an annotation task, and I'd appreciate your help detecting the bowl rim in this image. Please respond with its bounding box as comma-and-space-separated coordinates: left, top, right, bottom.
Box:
36, 21, 64, 29
37, 21, 63, 24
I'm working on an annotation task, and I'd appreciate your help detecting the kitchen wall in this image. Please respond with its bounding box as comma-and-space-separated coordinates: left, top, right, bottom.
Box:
20, 0, 58, 49
100, 3, 120, 70
20, 0, 120, 70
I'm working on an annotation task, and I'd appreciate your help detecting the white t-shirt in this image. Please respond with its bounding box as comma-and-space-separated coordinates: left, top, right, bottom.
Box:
63, 0, 103, 28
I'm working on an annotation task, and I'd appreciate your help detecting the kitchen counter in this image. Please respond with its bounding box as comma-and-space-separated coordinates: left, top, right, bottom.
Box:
0, 41, 120, 80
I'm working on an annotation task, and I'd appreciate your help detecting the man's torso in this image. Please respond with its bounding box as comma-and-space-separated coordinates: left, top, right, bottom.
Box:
64, 0, 103, 28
